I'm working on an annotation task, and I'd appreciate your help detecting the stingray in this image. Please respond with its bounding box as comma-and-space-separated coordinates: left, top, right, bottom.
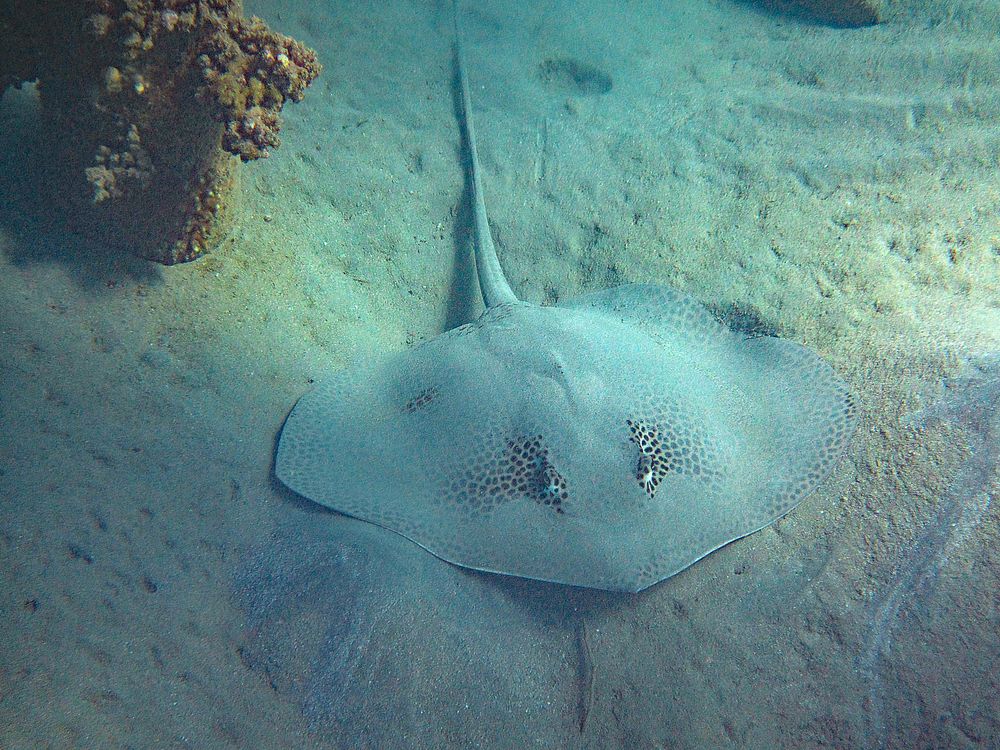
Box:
274, 17, 857, 593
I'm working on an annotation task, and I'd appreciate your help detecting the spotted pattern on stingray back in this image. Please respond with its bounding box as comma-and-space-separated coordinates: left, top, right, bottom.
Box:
275, 288, 857, 592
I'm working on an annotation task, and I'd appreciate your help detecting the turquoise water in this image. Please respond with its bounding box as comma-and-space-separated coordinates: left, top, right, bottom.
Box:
1, 1, 998, 748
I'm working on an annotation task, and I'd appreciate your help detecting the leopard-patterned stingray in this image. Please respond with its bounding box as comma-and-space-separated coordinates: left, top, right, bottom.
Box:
274, 19, 856, 592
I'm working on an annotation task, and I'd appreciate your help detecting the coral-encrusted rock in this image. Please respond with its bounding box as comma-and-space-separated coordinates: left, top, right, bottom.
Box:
760, 0, 886, 27
199, 14, 322, 161
0, 0, 321, 264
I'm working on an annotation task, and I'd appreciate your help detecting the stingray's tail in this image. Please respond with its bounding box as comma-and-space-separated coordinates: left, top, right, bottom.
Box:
454, 1, 518, 308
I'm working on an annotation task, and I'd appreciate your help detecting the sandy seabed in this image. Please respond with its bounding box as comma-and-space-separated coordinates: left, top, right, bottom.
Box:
1, 1, 998, 748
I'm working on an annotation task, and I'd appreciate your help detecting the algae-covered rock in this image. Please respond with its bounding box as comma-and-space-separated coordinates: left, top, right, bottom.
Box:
0, 0, 321, 264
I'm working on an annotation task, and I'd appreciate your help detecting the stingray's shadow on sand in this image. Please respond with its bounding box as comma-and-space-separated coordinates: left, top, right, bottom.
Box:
246, 436, 636, 742
728, 0, 872, 27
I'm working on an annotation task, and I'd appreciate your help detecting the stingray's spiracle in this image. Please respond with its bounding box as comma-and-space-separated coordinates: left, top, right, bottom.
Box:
536, 460, 567, 514
626, 418, 669, 499
637, 454, 656, 494
502, 435, 568, 514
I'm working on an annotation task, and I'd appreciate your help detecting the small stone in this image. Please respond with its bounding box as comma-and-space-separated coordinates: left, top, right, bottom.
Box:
104, 66, 123, 94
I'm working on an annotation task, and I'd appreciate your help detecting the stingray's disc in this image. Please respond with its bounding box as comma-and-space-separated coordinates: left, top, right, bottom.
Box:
276, 286, 856, 592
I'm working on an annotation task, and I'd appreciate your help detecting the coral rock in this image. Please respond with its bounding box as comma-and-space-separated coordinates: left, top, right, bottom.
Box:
198, 14, 322, 161
0, 0, 321, 264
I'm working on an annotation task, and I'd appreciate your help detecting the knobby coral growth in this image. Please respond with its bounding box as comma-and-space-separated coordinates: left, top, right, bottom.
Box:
198, 13, 321, 161
0, 0, 321, 264
85, 124, 154, 204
